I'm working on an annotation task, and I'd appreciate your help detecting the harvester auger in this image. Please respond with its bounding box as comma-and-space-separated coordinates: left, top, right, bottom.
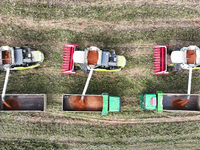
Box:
141, 45, 200, 112
62, 44, 126, 115
0, 46, 46, 111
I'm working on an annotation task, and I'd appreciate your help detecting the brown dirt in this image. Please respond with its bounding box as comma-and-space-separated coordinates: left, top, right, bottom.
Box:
87, 51, 99, 65
3, 98, 19, 110
187, 50, 196, 64
172, 98, 189, 110
68, 95, 103, 111
2, 50, 11, 64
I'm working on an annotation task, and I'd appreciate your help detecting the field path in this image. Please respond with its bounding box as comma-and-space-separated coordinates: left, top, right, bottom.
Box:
6, 112, 200, 125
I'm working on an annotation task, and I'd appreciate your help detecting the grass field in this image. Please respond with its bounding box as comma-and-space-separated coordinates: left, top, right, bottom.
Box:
1, 0, 200, 149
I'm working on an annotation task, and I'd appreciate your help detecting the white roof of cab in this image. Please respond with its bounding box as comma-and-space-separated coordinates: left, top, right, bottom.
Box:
171, 51, 186, 64
73, 51, 85, 64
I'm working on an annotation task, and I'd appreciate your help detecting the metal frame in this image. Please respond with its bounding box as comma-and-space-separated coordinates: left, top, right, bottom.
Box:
153, 45, 169, 75
0, 94, 46, 112
62, 94, 102, 112
62, 44, 78, 74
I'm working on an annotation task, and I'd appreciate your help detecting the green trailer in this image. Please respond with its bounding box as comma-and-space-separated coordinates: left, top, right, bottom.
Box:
140, 91, 200, 112
63, 93, 121, 115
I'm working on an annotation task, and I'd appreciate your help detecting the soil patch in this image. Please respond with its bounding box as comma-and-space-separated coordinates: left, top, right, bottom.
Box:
187, 50, 196, 64
172, 98, 189, 110
67, 95, 103, 111
87, 51, 99, 65
3, 98, 19, 110
2, 50, 11, 64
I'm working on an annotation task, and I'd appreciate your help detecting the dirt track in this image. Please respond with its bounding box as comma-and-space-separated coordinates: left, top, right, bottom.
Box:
5, 113, 200, 125
1, 15, 200, 32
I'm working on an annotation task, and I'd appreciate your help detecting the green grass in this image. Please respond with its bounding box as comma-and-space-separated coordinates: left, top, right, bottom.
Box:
0, 2, 199, 21
1, 69, 197, 98
1, 117, 200, 149
2, 22, 200, 48
0, 139, 68, 150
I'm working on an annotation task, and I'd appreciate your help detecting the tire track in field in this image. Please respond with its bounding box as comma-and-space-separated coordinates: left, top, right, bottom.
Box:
5, 0, 200, 7
1, 15, 200, 32
5, 113, 200, 125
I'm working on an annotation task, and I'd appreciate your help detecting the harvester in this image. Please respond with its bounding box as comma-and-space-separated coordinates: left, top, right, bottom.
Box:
0, 46, 46, 111
144, 45, 200, 112
62, 44, 126, 75
62, 44, 126, 115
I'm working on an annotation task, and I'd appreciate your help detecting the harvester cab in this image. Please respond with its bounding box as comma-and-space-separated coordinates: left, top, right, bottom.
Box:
0, 46, 45, 111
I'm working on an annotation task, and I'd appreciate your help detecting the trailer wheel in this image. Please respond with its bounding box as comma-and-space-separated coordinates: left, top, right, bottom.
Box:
197, 96, 200, 111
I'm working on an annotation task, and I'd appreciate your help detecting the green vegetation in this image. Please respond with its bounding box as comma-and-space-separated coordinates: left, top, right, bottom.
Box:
1, 0, 200, 149
0, 2, 199, 21
1, 117, 200, 149
0, 139, 68, 150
